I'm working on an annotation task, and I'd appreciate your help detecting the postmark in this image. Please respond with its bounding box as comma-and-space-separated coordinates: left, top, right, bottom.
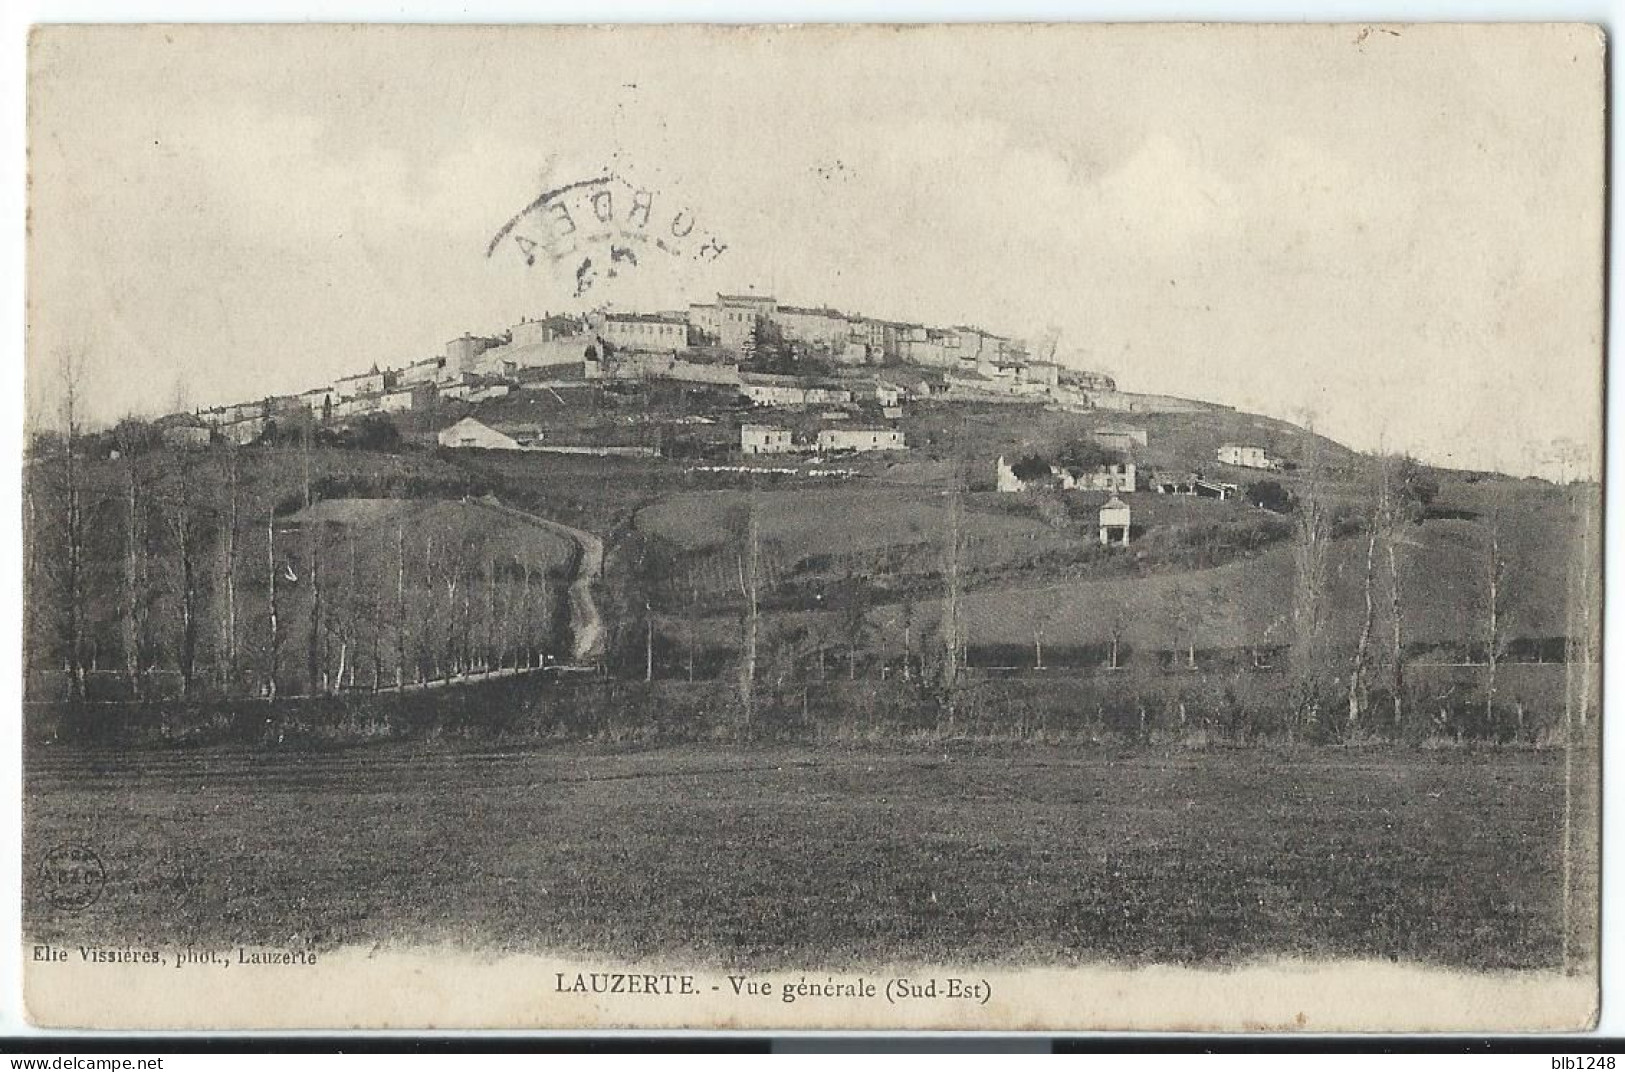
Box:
487, 169, 728, 297
38, 843, 106, 912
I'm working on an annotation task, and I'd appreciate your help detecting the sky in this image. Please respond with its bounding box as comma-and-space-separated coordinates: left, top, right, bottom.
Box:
25, 22, 1605, 477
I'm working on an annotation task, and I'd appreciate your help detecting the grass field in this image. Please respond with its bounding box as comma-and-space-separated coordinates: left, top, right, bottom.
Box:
23, 743, 1594, 971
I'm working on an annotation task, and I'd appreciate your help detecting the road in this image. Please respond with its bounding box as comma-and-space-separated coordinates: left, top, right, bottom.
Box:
467, 498, 605, 664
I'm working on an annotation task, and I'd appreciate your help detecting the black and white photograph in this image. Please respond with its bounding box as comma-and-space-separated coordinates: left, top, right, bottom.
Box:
18, 22, 1605, 1031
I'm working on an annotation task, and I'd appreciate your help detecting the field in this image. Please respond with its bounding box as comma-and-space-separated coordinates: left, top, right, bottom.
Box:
23, 742, 1595, 971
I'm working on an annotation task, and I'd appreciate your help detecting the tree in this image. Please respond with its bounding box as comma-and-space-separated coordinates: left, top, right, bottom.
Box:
735, 479, 762, 733
1288, 419, 1331, 739
1245, 480, 1292, 514
939, 449, 967, 724
742, 317, 797, 374
1376, 452, 1434, 732
217, 447, 241, 693
1010, 454, 1051, 482
160, 447, 209, 699
116, 422, 155, 698
1346, 466, 1382, 734
1096, 585, 1131, 671
394, 521, 408, 687
834, 578, 872, 681
1055, 439, 1122, 472
265, 514, 281, 698
305, 521, 326, 693
49, 345, 91, 700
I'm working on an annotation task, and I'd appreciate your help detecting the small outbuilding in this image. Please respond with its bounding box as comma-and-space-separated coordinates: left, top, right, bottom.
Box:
1098, 495, 1132, 546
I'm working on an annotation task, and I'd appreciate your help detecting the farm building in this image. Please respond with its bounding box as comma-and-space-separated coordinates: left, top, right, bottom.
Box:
741, 425, 795, 454
1216, 443, 1277, 469
1098, 495, 1132, 546
995, 456, 1026, 493
1069, 462, 1137, 493
739, 375, 854, 408
159, 418, 211, 449
1153, 475, 1238, 500
1093, 424, 1148, 451
817, 427, 906, 453
438, 417, 522, 450
218, 416, 265, 445
872, 380, 904, 407
996, 456, 1136, 494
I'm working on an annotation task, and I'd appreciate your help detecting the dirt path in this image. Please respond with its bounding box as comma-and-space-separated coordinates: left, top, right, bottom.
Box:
466, 499, 606, 664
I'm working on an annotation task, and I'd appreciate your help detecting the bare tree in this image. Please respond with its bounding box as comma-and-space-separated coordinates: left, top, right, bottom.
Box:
1346, 456, 1384, 732
306, 522, 325, 694
1098, 586, 1131, 671
939, 441, 967, 725
163, 442, 204, 699
835, 575, 871, 681
735, 479, 761, 733
395, 521, 408, 687
218, 447, 241, 693
1375, 453, 1436, 733
1289, 421, 1330, 740
118, 425, 152, 699
301, 418, 314, 509
266, 514, 280, 699
53, 346, 90, 700
487, 554, 499, 675
516, 561, 534, 672
1482, 490, 1507, 731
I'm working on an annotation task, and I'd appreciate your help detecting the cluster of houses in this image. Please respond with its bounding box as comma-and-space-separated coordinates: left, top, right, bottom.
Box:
159, 289, 1239, 457
995, 456, 1138, 494
990, 427, 1291, 545
741, 424, 908, 456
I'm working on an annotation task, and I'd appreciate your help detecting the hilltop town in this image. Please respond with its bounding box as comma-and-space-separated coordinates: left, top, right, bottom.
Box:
156, 290, 1298, 508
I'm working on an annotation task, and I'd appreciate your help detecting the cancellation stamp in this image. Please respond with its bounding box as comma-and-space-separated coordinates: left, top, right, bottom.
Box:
487, 170, 729, 298
38, 843, 106, 912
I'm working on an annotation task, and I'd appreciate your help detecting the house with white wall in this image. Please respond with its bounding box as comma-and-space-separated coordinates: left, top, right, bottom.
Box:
1216, 443, 1276, 470
741, 424, 796, 455
817, 427, 906, 453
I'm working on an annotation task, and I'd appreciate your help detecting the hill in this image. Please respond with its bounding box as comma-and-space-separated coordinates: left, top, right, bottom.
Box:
26, 390, 1597, 729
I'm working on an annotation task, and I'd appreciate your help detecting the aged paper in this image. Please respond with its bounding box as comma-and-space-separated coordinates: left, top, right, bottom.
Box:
21, 22, 1603, 1032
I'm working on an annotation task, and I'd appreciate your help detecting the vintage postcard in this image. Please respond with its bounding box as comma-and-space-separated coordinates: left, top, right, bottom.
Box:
20, 23, 1603, 1031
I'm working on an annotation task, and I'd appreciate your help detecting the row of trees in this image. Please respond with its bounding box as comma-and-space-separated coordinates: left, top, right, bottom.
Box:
26, 354, 563, 702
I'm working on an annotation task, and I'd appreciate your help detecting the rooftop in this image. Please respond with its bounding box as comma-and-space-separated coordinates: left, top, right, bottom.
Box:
777, 304, 847, 318
605, 311, 687, 324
